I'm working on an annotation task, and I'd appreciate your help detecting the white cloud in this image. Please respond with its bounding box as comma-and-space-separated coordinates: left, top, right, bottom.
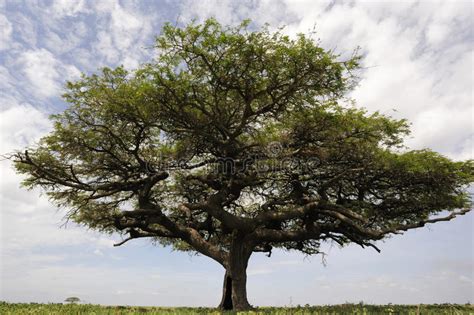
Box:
109, 2, 143, 51
0, 104, 50, 153
91, 0, 156, 69
10, 13, 37, 47
43, 29, 86, 55
17, 49, 61, 98
70, 47, 96, 71
0, 13, 12, 51
0, 66, 27, 109
9, 1, 92, 56
95, 31, 120, 64
178, 0, 237, 25
48, 0, 90, 18
16, 48, 81, 98
178, 0, 292, 27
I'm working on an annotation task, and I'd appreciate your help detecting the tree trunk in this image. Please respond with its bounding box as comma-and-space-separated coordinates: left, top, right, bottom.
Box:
218, 235, 252, 311
219, 271, 233, 310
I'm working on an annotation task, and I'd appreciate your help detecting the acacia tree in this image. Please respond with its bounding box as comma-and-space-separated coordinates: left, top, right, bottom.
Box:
13, 19, 472, 310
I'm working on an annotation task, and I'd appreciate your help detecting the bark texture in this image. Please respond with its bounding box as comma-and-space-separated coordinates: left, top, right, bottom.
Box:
218, 235, 253, 311
219, 271, 233, 310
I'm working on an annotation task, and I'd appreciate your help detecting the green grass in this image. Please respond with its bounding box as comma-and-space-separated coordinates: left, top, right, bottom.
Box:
0, 301, 472, 314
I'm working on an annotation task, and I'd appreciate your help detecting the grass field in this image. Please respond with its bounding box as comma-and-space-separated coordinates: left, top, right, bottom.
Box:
1, 302, 473, 314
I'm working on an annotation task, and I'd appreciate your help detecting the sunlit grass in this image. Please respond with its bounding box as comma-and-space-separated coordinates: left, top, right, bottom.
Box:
1, 301, 473, 314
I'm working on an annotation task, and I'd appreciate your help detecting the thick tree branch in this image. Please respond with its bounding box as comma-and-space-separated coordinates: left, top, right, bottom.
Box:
121, 202, 228, 266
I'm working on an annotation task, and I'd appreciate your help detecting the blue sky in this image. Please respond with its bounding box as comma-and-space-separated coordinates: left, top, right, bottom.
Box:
0, 0, 473, 307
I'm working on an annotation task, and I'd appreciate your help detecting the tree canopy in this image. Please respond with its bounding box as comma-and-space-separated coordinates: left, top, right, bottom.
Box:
13, 19, 473, 310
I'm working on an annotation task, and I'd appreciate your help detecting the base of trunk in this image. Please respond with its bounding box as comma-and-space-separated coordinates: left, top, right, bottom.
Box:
218, 235, 253, 311
218, 273, 252, 311
219, 274, 233, 310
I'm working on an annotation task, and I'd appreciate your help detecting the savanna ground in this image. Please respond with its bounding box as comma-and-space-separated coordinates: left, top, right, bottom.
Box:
1, 302, 473, 314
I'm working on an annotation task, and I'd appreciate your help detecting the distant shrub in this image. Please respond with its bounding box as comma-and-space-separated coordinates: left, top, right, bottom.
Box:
64, 297, 80, 304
